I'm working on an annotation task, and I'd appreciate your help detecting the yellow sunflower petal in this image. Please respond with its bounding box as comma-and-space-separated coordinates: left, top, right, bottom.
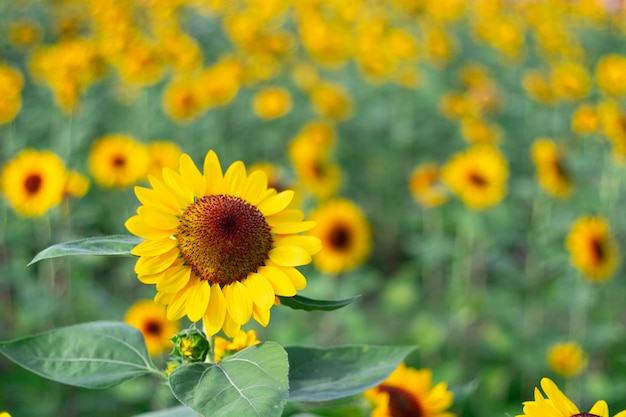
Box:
252, 303, 271, 327
134, 186, 180, 214
273, 264, 307, 290
203, 284, 226, 335
204, 150, 225, 195
179, 154, 206, 197
242, 170, 269, 205
266, 209, 305, 224
540, 378, 579, 415
274, 235, 322, 255
222, 312, 242, 338
135, 206, 180, 230
589, 400, 608, 417
224, 161, 247, 197
187, 279, 211, 322
258, 264, 296, 296
131, 238, 176, 256
270, 221, 317, 234
125, 215, 175, 239
165, 283, 193, 320
134, 248, 179, 275
156, 262, 192, 293
148, 175, 190, 209
162, 167, 194, 205
269, 245, 312, 267
223, 281, 253, 325
257, 190, 294, 216
137, 271, 163, 285
243, 272, 275, 309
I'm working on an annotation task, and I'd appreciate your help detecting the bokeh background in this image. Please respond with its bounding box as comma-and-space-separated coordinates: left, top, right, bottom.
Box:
2, 0, 626, 415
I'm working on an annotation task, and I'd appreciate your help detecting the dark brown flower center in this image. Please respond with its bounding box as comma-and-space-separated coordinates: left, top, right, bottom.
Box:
468, 171, 488, 187
572, 414, 601, 417
589, 236, 606, 264
24, 173, 42, 194
112, 155, 126, 167
328, 223, 351, 250
143, 320, 162, 336
177, 194, 273, 286
377, 385, 423, 417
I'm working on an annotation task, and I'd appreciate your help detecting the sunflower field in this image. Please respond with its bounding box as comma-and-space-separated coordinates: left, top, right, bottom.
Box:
3, 0, 626, 416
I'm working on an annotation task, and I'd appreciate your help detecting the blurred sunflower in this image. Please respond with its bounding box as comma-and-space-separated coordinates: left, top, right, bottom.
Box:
125, 150, 321, 337
550, 62, 591, 102
442, 146, 508, 210
88, 134, 149, 188
365, 363, 455, 417
531, 138, 573, 198
409, 162, 448, 208
565, 216, 619, 282
162, 76, 204, 123
63, 170, 90, 199
516, 377, 625, 417
146, 141, 182, 179
571, 104, 599, 136
547, 341, 588, 378
309, 82, 353, 121
309, 198, 371, 275
596, 54, 626, 97
252, 86, 293, 120
1, 149, 67, 217
124, 299, 179, 356
214, 329, 260, 362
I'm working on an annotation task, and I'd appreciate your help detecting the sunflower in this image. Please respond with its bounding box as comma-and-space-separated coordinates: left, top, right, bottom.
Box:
1, 149, 67, 217
547, 341, 588, 378
441, 146, 508, 210
88, 134, 149, 188
365, 363, 455, 417
309, 198, 371, 275
252, 86, 293, 120
516, 377, 626, 417
565, 216, 619, 282
63, 170, 90, 199
531, 138, 573, 198
125, 150, 321, 337
408, 162, 448, 208
571, 104, 599, 136
162, 76, 204, 123
213, 329, 260, 362
124, 299, 179, 356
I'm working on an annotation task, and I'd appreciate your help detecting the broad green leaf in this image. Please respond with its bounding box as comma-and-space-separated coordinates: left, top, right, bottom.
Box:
286, 345, 416, 402
134, 406, 197, 417
0, 321, 159, 389
277, 294, 359, 311
29, 235, 142, 265
169, 341, 289, 417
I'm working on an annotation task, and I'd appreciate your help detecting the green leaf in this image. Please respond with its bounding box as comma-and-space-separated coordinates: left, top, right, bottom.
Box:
29, 234, 142, 265
0, 321, 158, 389
277, 294, 359, 311
169, 341, 289, 417
133, 406, 197, 417
285, 345, 416, 402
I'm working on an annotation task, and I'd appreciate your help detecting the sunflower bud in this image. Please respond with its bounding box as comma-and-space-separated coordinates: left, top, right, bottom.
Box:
171, 329, 209, 362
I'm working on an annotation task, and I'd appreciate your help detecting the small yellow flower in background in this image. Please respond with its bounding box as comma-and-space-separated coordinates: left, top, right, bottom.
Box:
423, 24, 458, 67
146, 141, 182, 179
309, 198, 372, 275
125, 150, 321, 337
88, 134, 149, 188
1, 149, 67, 217
309, 82, 353, 121
214, 329, 261, 362
565, 216, 620, 282
365, 363, 455, 417
292, 61, 320, 91
571, 103, 600, 135
442, 146, 508, 210
0, 62, 24, 124
8, 19, 43, 49
124, 299, 180, 357
522, 69, 556, 105
439, 92, 472, 120
596, 54, 626, 97
63, 170, 90, 199
162, 76, 204, 123
252, 87, 293, 120
550, 62, 592, 102
516, 377, 626, 417
547, 341, 588, 378
409, 163, 448, 208
531, 138, 573, 199
460, 117, 502, 145
196, 56, 243, 109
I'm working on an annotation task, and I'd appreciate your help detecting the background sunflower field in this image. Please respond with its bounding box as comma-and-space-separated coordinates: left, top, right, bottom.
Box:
2, 0, 626, 416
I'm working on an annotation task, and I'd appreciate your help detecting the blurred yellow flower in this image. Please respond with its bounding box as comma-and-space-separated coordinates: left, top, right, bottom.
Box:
522, 69, 556, 105
309, 82, 353, 120
214, 329, 261, 362
63, 170, 90, 199
162, 76, 204, 123
409, 163, 448, 208
8, 19, 43, 49
460, 117, 502, 145
566, 215, 620, 282
147, 141, 182, 179
124, 299, 179, 356
596, 54, 626, 97
125, 150, 321, 337
252, 86, 293, 120
88, 134, 149, 188
571, 103, 600, 135
309, 198, 372, 275
196, 56, 243, 109
547, 341, 588, 378
365, 363, 455, 417
0, 62, 24, 124
442, 146, 508, 210
531, 138, 573, 198
550, 62, 591, 102
1, 149, 67, 217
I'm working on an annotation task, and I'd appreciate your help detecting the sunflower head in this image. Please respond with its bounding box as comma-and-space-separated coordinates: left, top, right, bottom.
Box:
124, 299, 179, 357
126, 150, 321, 337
